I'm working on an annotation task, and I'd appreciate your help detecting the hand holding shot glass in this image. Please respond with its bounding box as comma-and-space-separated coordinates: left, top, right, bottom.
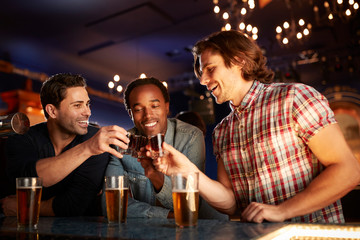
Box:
149, 133, 165, 159
171, 172, 199, 228
105, 176, 129, 224
16, 177, 42, 229
118, 133, 148, 158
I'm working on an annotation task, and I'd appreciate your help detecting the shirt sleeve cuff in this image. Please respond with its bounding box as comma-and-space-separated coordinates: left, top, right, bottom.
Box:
155, 175, 173, 208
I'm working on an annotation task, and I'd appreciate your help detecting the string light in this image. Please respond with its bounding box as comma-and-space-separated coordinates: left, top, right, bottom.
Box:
275, 18, 312, 47
213, 0, 259, 40
108, 74, 124, 94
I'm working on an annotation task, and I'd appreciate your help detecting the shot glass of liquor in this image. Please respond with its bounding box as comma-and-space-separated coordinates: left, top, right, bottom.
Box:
118, 132, 134, 156
104, 176, 129, 224
16, 177, 43, 229
132, 135, 148, 158
149, 133, 165, 159
171, 172, 199, 228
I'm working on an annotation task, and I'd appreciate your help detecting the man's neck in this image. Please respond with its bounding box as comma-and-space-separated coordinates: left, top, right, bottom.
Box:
47, 120, 76, 156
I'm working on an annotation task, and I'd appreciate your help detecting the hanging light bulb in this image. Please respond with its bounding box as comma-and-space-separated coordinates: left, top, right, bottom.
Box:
298, 19, 305, 26
239, 22, 246, 30
214, 5, 220, 14
240, 8, 247, 15
116, 85, 123, 93
113, 74, 120, 82
283, 21, 290, 29
345, 9, 351, 16
139, 73, 147, 79
246, 24, 253, 32
108, 81, 115, 89
225, 23, 232, 31
252, 27, 258, 34
303, 28, 310, 36
223, 12, 229, 20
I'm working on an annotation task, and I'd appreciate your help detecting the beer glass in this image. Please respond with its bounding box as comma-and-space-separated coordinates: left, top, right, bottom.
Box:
171, 172, 199, 227
149, 133, 165, 159
105, 176, 129, 223
16, 177, 42, 229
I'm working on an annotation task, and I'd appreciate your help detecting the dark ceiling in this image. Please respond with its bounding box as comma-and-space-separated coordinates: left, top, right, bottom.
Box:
1, 0, 359, 94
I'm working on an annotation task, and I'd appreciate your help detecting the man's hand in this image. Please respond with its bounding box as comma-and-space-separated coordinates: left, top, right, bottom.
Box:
84, 125, 129, 159
138, 157, 164, 192
0, 195, 17, 216
241, 202, 287, 223
152, 142, 196, 176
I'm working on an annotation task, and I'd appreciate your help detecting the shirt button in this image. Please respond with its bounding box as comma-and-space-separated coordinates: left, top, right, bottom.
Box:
240, 125, 244, 128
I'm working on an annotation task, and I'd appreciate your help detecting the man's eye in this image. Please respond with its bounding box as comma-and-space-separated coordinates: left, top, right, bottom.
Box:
134, 108, 143, 112
152, 105, 160, 109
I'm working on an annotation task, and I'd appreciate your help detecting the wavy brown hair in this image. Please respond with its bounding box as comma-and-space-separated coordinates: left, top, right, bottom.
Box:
192, 30, 274, 83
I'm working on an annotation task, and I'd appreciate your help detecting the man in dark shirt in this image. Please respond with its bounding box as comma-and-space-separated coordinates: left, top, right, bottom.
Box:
0, 73, 129, 216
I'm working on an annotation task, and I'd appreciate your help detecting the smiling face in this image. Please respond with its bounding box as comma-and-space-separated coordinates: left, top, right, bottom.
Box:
199, 49, 253, 106
50, 86, 91, 136
128, 84, 169, 137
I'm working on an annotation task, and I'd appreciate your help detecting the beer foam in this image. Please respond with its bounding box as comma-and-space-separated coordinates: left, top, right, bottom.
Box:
172, 189, 199, 193
17, 186, 42, 189
106, 188, 129, 191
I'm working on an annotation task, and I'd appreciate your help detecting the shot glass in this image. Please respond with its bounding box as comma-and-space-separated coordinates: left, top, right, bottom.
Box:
149, 133, 165, 159
104, 176, 129, 224
16, 177, 43, 229
118, 132, 134, 155
171, 172, 199, 227
132, 135, 148, 158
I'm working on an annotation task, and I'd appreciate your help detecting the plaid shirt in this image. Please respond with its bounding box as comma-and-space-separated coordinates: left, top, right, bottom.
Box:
213, 81, 344, 223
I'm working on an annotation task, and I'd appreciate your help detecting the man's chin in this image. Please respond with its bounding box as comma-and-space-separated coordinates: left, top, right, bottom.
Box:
76, 128, 88, 135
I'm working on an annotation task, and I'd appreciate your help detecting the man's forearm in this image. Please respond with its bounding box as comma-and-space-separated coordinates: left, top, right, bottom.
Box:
36, 142, 93, 187
40, 198, 55, 216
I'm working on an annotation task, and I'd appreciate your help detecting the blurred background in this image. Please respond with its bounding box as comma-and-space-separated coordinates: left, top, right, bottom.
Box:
0, 0, 360, 185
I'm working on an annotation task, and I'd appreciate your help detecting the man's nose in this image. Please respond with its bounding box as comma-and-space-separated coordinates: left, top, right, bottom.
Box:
199, 74, 209, 86
143, 107, 152, 118
84, 105, 91, 116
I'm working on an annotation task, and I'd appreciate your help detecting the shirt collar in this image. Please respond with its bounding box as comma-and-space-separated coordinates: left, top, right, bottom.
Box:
230, 80, 265, 113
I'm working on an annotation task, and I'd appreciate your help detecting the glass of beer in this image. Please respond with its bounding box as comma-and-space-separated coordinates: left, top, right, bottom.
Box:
16, 177, 42, 229
149, 133, 165, 159
105, 176, 129, 224
171, 172, 199, 227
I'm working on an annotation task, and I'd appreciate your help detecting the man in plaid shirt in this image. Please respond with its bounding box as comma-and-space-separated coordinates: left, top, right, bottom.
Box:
153, 30, 360, 223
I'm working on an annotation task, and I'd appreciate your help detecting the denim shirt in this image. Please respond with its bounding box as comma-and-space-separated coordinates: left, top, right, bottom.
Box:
102, 118, 205, 218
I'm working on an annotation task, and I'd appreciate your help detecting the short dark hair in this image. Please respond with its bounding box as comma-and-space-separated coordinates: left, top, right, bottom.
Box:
124, 77, 170, 111
40, 73, 87, 118
192, 30, 274, 83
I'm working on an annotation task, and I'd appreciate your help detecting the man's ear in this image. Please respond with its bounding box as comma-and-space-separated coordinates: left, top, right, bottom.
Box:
45, 104, 57, 119
234, 57, 245, 69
